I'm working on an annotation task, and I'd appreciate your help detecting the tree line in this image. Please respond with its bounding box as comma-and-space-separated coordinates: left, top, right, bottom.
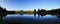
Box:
0, 6, 60, 15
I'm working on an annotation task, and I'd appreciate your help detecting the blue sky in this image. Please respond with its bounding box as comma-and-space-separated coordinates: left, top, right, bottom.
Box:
0, 0, 60, 11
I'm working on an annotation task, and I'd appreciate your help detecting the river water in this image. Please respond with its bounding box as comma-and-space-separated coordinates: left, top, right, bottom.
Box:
2, 14, 60, 24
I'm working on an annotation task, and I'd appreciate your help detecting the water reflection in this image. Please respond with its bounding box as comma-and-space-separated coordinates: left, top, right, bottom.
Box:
1, 13, 59, 18
0, 13, 60, 24
0, 14, 7, 24
55, 14, 60, 18
5, 14, 60, 24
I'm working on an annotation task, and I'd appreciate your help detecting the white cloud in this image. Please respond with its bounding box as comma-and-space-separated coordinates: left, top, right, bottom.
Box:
0, 0, 6, 8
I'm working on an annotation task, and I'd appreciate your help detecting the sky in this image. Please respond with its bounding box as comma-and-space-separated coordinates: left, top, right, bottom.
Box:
0, 0, 60, 11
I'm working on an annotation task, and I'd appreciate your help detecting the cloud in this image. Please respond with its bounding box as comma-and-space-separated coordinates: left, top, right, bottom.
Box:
0, 0, 6, 8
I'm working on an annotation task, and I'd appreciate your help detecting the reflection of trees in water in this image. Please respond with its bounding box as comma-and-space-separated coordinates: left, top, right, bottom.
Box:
0, 14, 60, 24
20, 13, 23, 15
34, 13, 60, 18
0, 14, 7, 24
54, 14, 60, 18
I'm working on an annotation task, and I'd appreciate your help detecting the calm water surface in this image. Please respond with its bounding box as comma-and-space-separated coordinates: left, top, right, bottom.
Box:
3, 14, 60, 24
